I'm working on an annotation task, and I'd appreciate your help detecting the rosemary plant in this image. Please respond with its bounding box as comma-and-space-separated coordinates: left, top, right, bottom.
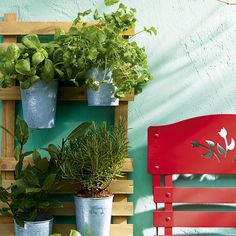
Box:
60, 122, 128, 197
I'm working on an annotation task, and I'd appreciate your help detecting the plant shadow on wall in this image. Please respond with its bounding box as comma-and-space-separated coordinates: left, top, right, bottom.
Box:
129, 5, 236, 236
128, 145, 156, 235
143, 6, 231, 116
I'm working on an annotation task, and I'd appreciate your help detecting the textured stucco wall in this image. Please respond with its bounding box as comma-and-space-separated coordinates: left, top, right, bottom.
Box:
0, 0, 236, 235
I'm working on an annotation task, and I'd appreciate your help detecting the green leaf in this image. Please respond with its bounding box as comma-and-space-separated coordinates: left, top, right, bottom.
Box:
0, 75, 14, 88
38, 201, 50, 208
13, 179, 27, 189
41, 59, 55, 82
42, 144, 60, 159
2, 61, 15, 74
21, 151, 34, 158
42, 173, 56, 191
68, 26, 79, 35
55, 68, 64, 78
0, 208, 12, 217
14, 146, 21, 161
29, 75, 41, 85
25, 187, 41, 193
6, 43, 20, 60
36, 158, 49, 173
24, 170, 40, 187
15, 116, 29, 145
0, 187, 9, 202
32, 51, 45, 66
0, 175, 2, 186
48, 200, 63, 208
66, 122, 92, 141
15, 58, 31, 75
22, 34, 41, 50
104, 0, 120, 6
32, 150, 41, 165
14, 216, 24, 227
85, 77, 100, 91
54, 27, 65, 40
20, 80, 31, 89
144, 26, 157, 35
0, 47, 7, 59
70, 230, 81, 236
51, 234, 62, 236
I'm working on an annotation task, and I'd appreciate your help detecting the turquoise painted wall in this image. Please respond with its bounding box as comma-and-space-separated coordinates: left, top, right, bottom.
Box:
0, 0, 236, 235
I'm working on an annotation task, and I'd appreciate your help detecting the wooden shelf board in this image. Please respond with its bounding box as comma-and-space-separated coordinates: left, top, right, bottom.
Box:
0, 157, 133, 172
0, 21, 135, 36
2, 179, 134, 195
0, 87, 134, 101
0, 201, 133, 217
0, 223, 133, 236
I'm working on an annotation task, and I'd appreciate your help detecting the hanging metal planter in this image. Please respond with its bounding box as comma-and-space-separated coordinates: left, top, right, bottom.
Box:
20, 79, 58, 129
87, 67, 119, 106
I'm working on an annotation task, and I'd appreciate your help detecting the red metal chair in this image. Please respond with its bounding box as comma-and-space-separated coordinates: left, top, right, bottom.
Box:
148, 114, 236, 236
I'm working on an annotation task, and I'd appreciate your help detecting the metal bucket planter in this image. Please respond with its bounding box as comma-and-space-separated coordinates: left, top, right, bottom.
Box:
14, 214, 53, 236
20, 79, 58, 129
74, 195, 114, 236
87, 68, 119, 106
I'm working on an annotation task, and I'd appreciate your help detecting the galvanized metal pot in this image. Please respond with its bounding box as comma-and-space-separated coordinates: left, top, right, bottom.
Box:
74, 195, 114, 236
20, 79, 58, 129
87, 67, 119, 106
14, 214, 53, 236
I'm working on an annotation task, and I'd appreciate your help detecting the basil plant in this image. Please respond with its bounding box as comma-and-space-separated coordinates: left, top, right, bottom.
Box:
0, 34, 64, 89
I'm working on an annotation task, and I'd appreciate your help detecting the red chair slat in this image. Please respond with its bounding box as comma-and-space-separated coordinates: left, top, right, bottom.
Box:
154, 211, 236, 227
154, 187, 236, 203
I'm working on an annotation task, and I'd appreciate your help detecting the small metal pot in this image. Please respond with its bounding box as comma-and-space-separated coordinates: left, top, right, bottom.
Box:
87, 67, 119, 106
14, 214, 53, 236
20, 79, 58, 129
74, 195, 114, 236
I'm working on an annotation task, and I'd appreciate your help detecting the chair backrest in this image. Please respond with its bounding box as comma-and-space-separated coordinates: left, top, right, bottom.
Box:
148, 114, 236, 236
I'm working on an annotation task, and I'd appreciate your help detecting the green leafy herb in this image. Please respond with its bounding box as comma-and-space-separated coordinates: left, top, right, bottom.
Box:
60, 121, 128, 196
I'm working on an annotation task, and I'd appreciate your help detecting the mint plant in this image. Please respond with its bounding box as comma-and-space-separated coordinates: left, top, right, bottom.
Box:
54, 0, 156, 97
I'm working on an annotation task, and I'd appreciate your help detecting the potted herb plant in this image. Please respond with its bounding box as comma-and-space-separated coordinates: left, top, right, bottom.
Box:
0, 34, 64, 128
0, 116, 62, 236
55, 0, 156, 106
54, 121, 128, 236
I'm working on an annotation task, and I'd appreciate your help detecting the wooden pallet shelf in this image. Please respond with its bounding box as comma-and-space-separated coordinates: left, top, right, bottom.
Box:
0, 21, 135, 36
0, 13, 134, 236
0, 87, 134, 101
1, 223, 133, 236
0, 157, 133, 172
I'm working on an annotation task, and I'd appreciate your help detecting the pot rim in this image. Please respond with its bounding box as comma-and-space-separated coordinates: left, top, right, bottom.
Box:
14, 215, 54, 225
20, 78, 59, 89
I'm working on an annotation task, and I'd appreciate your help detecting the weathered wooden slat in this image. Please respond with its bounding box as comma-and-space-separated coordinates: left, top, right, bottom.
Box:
0, 223, 133, 236
0, 158, 133, 172
1, 14, 17, 181
0, 201, 133, 217
0, 87, 134, 101
114, 101, 129, 224
0, 21, 135, 36
2, 179, 134, 195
